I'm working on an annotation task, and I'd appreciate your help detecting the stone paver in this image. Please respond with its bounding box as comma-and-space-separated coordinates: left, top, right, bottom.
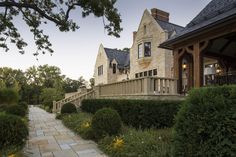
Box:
24, 106, 107, 157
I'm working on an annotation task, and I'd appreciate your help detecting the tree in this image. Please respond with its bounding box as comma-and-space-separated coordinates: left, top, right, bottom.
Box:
89, 77, 94, 88
0, 0, 122, 55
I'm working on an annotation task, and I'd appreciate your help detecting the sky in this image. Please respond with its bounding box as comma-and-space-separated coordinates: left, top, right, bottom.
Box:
0, 0, 211, 81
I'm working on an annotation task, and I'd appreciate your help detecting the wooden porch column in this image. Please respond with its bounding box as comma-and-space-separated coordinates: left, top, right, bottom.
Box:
173, 49, 181, 93
193, 43, 203, 87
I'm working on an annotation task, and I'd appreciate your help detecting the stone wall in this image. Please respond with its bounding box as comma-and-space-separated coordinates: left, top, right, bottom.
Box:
130, 10, 173, 79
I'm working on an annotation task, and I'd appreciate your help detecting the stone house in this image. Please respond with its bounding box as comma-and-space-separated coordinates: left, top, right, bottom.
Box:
130, 8, 183, 79
94, 44, 129, 86
94, 8, 183, 85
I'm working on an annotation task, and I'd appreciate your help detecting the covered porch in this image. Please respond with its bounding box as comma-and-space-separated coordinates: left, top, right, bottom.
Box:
160, 1, 236, 94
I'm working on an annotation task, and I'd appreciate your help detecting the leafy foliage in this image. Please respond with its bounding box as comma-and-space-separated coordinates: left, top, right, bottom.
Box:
61, 102, 77, 114
62, 112, 94, 139
173, 86, 236, 157
81, 99, 182, 129
92, 108, 122, 140
0, 113, 28, 155
0, 0, 122, 55
0, 88, 19, 105
18, 101, 28, 110
99, 128, 172, 157
5, 104, 27, 117
40, 88, 63, 111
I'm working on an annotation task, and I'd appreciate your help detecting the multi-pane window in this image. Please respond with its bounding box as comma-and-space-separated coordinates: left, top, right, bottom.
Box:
138, 44, 143, 59
98, 65, 103, 76
112, 64, 116, 74
144, 71, 147, 76
139, 72, 143, 77
148, 70, 152, 76
153, 69, 157, 75
144, 42, 151, 57
135, 73, 139, 78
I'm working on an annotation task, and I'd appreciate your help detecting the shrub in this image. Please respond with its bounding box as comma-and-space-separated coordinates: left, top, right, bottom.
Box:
18, 101, 28, 110
5, 105, 27, 117
62, 113, 94, 139
173, 86, 236, 157
0, 88, 19, 105
40, 88, 63, 110
99, 128, 172, 157
81, 99, 182, 129
0, 113, 28, 155
61, 103, 77, 114
92, 108, 122, 139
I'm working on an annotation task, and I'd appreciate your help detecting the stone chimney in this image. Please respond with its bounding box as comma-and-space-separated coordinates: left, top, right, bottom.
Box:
151, 8, 169, 22
133, 31, 137, 42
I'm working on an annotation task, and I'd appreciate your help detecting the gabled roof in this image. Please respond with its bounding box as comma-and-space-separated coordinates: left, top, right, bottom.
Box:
104, 48, 130, 69
160, 0, 236, 49
156, 19, 184, 37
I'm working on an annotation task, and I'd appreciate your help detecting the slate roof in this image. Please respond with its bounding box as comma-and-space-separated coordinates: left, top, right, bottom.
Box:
104, 48, 130, 69
160, 0, 236, 49
156, 19, 184, 38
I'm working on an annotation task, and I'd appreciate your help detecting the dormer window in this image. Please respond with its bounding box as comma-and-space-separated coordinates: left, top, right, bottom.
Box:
144, 42, 151, 57
112, 64, 116, 74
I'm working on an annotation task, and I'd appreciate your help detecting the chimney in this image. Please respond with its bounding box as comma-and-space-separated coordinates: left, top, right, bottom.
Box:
151, 8, 169, 22
133, 31, 137, 42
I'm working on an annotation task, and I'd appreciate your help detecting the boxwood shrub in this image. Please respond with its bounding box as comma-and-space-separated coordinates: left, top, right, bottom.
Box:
172, 86, 236, 157
61, 103, 77, 114
81, 99, 182, 129
0, 113, 28, 155
92, 108, 122, 139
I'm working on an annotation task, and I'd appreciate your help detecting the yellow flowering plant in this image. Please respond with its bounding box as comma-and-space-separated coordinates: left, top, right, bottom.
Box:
112, 136, 124, 150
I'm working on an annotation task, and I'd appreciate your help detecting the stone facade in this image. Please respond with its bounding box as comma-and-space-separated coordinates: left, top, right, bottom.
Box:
130, 9, 182, 79
94, 8, 183, 86
94, 44, 129, 86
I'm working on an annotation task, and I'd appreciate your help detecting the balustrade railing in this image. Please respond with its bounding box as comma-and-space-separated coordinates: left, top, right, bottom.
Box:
205, 71, 236, 86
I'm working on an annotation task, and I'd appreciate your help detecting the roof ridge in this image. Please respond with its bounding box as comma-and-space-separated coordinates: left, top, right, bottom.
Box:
104, 47, 129, 53
156, 19, 184, 28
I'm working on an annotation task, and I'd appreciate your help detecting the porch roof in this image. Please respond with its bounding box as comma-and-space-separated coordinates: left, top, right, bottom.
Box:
159, 0, 236, 49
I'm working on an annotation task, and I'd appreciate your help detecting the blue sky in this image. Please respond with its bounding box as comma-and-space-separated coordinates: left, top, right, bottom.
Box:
0, 0, 211, 80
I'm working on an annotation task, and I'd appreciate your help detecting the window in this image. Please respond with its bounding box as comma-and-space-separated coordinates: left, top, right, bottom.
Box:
98, 65, 103, 76
139, 72, 143, 77
148, 70, 152, 76
153, 69, 157, 76
144, 42, 151, 57
144, 25, 147, 34
112, 64, 116, 74
135, 73, 139, 78
144, 71, 147, 76
138, 44, 143, 59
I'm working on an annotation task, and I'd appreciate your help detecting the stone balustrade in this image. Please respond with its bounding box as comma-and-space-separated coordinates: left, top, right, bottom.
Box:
53, 77, 178, 113
98, 77, 178, 96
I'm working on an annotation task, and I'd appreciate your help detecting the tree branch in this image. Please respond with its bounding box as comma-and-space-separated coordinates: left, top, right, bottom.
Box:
0, 1, 65, 26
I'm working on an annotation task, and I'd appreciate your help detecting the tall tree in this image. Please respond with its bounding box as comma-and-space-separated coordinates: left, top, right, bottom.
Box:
0, 0, 122, 55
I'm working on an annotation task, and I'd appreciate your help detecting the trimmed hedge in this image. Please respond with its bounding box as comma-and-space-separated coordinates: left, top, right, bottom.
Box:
0, 113, 28, 155
61, 103, 77, 114
173, 86, 236, 157
81, 99, 182, 129
92, 108, 122, 139
5, 105, 27, 117
0, 88, 19, 105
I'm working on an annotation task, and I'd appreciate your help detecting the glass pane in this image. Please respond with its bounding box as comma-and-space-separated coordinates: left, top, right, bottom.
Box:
144, 42, 151, 57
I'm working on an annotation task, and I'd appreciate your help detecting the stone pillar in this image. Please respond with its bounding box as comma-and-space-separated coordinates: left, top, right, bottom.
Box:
52, 101, 56, 113
143, 77, 152, 95
94, 86, 101, 98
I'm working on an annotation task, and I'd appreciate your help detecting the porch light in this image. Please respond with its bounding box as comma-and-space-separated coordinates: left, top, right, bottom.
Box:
182, 62, 187, 71
216, 67, 221, 74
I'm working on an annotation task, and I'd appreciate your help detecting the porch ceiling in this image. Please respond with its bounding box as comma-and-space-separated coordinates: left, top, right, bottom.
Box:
204, 33, 236, 59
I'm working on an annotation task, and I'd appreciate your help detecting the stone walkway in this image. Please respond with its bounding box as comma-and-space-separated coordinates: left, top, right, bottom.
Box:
24, 106, 107, 157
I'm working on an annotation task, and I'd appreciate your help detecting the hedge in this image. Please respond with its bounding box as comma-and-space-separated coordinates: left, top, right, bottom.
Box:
81, 99, 182, 129
172, 85, 236, 157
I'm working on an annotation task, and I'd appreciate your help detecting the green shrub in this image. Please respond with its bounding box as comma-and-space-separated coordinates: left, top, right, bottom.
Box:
0, 113, 28, 155
81, 99, 182, 129
99, 127, 172, 157
5, 105, 27, 117
0, 88, 19, 105
18, 101, 28, 110
92, 108, 122, 139
61, 103, 77, 114
62, 113, 94, 139
173, 86, 236, 157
